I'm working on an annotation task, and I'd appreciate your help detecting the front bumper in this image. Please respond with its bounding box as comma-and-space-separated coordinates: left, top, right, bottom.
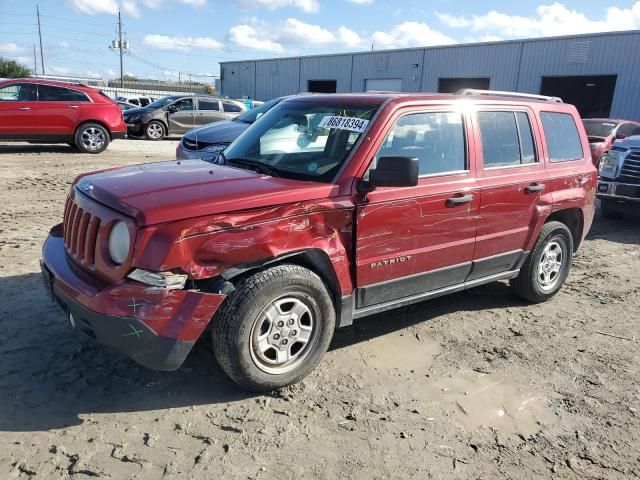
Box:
41, 230, 226, 371
125, 122, 144, 136
597, 179, 640, 203
111, 129, 127, 140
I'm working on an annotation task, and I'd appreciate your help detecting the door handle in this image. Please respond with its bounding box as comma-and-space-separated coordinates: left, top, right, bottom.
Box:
446, 194, 474, 206
67, 105, 78, 109
17, 106, 31, 111
524, 183, 545, 194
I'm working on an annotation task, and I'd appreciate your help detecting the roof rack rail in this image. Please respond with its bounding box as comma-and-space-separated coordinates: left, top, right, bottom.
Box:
456, 89, 563, 103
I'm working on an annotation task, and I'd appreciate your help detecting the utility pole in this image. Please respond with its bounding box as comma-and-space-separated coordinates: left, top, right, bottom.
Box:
36, 4, 45, 75
33, 44, 38, 76
111, 11, 128, 87
118, 10, 124, 87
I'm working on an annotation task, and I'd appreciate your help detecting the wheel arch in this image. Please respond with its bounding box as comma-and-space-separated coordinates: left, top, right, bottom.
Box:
545, 208, 584, 252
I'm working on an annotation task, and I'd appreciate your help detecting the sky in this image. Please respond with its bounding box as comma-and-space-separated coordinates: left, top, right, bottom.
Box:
1, 0, 639, 83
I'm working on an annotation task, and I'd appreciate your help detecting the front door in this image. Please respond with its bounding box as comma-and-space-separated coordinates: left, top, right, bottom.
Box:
0, 83, 38, 136
167, 98, 196, 134
471, 108, 549, 278
355, 109, 479, 309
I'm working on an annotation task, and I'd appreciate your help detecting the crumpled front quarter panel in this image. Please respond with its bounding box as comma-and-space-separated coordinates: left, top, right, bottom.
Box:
133, 198, 356, 296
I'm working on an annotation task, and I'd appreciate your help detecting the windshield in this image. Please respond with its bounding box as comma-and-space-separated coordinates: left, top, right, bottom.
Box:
235, 97, 282, 123
146, 96, 176, 109
223, 99, 380, 182
583, 120, 617, 138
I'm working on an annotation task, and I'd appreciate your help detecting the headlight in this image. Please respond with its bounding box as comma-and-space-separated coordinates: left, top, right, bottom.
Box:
203, 144, 226, 153
600, 150, 624, 173
108, 221, 130, 265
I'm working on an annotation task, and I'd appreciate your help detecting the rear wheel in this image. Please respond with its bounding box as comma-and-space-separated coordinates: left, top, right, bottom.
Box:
211, 264, 335, 392
145, 121, 165, 141
75, 123, 109, 154
510, 221, 573, 303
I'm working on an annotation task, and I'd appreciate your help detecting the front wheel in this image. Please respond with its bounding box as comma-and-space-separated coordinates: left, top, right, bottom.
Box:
211, 264, 336, 392
144, 121, 165, 141
510, 221, 573, 303
75, 123, 109, 154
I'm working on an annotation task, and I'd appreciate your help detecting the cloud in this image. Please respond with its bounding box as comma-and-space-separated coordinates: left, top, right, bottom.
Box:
66, 0, 119, 15
0, 42, 24, 54
227, 18, 365, 52
348, 0, 373, 4
371, 22, 456, 49
437, 2, 640, 39
67, 0, 206, 16
232, 0, 319, 14
228, 25, 284, 52
85, 69, 103, 78
142, 34, 223, 51
49, 66, 71, 74
106, 68, 117, 77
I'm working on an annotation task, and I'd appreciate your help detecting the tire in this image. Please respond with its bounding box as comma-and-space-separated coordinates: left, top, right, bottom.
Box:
600, 199, 623, 219
144, 121, 166, 141
510, 221, 573, 303
211, 264, 336, 392
74, 123, 110, 154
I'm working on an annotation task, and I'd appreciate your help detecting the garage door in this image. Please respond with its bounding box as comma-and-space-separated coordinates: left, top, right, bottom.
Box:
365, 79, 402, 92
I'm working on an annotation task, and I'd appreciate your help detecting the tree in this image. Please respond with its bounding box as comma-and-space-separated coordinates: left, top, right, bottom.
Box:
122, 74, 138, 81
0, 57, 31, 78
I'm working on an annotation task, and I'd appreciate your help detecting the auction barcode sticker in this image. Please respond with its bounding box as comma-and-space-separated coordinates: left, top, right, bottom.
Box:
318, 116, 369, 133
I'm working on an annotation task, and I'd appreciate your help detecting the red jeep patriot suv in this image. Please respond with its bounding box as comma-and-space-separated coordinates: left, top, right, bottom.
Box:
41, 91, 596, 391
0, 78, 126, 153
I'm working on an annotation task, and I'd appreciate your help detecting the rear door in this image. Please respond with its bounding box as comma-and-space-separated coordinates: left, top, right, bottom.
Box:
355, 108, 479, 309
0, 83, 38, 136
167, 98, 196, 134
195, 98, 225, 126
471, 107, 549, 278
34, 84, 89, 135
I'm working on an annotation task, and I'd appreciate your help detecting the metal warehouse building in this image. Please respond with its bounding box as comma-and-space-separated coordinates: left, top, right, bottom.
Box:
220, 30, 640, 120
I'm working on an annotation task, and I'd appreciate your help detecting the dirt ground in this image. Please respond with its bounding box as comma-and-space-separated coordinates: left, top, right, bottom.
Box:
0, 139, 639, 480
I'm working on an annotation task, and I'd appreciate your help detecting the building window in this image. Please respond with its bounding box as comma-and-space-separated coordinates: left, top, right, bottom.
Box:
307, 80, 337, 93
438, 77, 490, 93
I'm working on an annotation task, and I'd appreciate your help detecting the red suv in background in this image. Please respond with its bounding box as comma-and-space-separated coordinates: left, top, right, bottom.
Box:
0, 78, 126, 154
583, 118, 640, 167
41, 91, 596, 391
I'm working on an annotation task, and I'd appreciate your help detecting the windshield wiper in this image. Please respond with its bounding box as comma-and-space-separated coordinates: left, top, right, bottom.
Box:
225, 157, 280, 177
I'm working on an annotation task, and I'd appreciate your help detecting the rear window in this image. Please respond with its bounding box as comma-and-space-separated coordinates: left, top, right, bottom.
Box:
541, 112, 583, 162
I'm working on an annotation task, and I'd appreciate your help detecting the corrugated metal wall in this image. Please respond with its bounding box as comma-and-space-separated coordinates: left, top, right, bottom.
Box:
220, 31, 640, 120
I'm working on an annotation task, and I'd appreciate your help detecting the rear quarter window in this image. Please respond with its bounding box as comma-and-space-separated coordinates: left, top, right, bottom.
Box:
540, 112, 583, 162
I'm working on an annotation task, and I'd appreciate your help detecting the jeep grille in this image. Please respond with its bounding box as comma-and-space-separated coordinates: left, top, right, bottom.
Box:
63, 196, 101, 267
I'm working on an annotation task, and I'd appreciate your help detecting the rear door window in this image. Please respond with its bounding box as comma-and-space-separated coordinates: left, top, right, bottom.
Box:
37, 85, 89, 102
477, 111, 538, 168
199, 99, 220, 111
540, 112, 583, 162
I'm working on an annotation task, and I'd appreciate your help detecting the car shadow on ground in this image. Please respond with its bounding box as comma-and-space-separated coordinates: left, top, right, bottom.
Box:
1, 213, 636, 432
0, 271, 527, 432
0, 144, 79, 155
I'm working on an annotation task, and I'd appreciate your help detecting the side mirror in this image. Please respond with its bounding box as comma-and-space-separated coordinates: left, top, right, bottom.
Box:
167, 105, 178, 114
367, 156, 419, 188
615, 133, 626, 140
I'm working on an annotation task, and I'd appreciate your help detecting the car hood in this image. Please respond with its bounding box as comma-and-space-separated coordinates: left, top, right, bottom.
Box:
123, 106, 152, 117
76, 160, 334, 226
183, 120, 250, 144
613, 135, 640, 150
